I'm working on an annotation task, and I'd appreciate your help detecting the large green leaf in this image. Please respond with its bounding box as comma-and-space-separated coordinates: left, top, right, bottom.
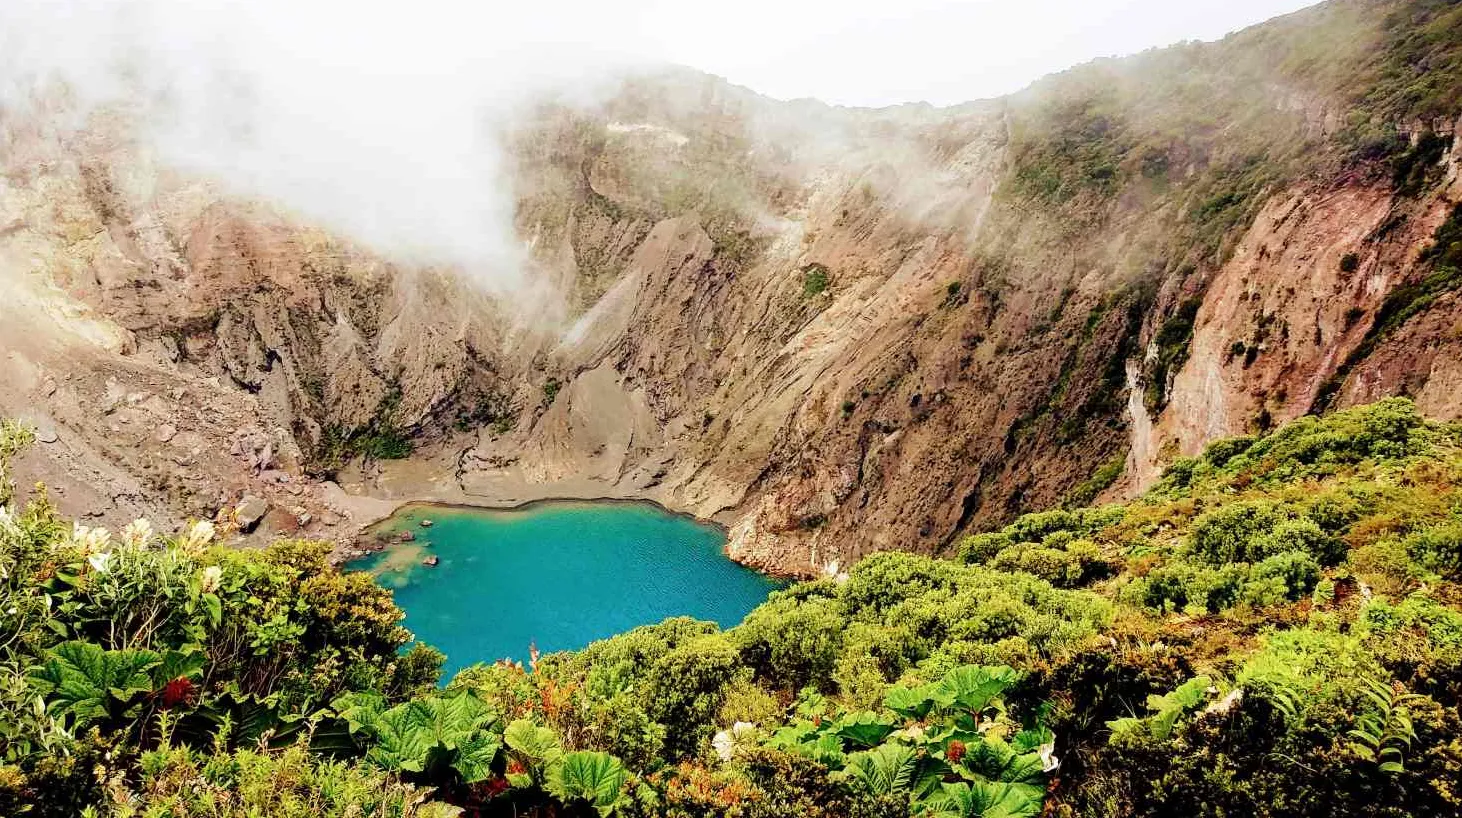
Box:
1010, 727, 1053, 755
504, 718, 562, 785
151, 647, 206, 687
840, 743, 919, 796
967, 781, 1044, 818
834, 711, 898, 748
1146, 676, 1211, 740
307, 716, 362, 756
547, 751, 628, 816
200, 592, 222, 627
28, 641, 161, 723
921, 781, 1043, 817
767, 720, 821, 749
811, 733, 849, 769
916, 781, 976, 818
332, 691, 388, 735
768, 720, 845, 767
370, 703, 436, 773
956, 737, 1046, 786
885, 683, 941, 720
999, 750, 1048, 787
174, 692, 304, 749
452, 732, 502, 784
417, 694, 495, 750
936, 666, 1020, 715
367, 694, 498, 781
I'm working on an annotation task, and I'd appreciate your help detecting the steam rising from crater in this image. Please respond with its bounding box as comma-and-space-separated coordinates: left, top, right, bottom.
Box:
0, 0, 648, 296
0, 0, 1318, 301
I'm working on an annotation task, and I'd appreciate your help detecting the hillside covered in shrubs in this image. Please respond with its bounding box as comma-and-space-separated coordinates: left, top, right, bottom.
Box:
1, 398, 1461, 817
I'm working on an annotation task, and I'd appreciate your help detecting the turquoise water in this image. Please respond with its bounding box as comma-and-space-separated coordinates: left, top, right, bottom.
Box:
348, 501, 781, 677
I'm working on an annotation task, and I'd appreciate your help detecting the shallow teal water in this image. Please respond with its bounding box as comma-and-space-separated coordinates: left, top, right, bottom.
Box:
348, 501, 781, 677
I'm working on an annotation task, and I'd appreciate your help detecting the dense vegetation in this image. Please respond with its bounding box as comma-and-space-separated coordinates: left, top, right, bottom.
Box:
3, 398, 1461, 816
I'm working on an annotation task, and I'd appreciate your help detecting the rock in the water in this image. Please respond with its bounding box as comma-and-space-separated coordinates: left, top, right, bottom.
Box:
398, 530, 416, 542
234, 495, 270, 533
420, 519, 433, 528
422, 555, 440, 566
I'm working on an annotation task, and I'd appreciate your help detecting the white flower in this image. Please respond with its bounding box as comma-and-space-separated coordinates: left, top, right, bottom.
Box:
898, 724, 927, 741
121, 518, 154, 548
1204, 687, 1244, 716
182, 520, 216, 551
1039, 742, 1060, 773
87, 552, 113, 573
0, 505, 15, 533
711, 730, 733, 762
200, 565, 222, 594
712, 722, 758, 763
72, 525, 112, 554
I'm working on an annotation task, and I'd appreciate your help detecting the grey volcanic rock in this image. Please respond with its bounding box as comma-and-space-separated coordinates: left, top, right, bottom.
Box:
234, 495, 270, 533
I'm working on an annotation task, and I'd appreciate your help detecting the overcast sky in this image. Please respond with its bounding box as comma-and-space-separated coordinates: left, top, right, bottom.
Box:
4, 0, 1322, 110
639, 0, 1321, 105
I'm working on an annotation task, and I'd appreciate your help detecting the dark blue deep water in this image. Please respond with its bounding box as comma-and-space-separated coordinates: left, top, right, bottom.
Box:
348, 501, 781, 677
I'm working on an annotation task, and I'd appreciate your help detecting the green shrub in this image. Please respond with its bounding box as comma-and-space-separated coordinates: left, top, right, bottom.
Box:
989, 538, 1110, 588
1157, 399, 1435, 492
1068, 453, 1127, 507
1256, 517, 1345, 565
1124, 561, 1246, 614
1393, 131, 1452, 194
1188, 500, 1287, 564
1246, 550, 1322, 604
802, 264, 831, 297
958, 532, 1013, 563
1403, 521, 1462, 578
642, 634, 742, 758
1007, 509, 1086, 543
735, 596, 846, 692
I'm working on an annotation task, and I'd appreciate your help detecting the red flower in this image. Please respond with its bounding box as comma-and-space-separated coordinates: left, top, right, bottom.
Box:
946, 740, 966, 764
160, 677, 197, 708
481, 777, 510, 798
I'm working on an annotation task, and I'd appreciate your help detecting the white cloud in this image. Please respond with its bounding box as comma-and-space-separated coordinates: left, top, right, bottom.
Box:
0, 0, 1320, 293
0, 0, 653, 294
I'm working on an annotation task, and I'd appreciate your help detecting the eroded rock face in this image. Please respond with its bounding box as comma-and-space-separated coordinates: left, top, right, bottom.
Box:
1140, 173, 1462, 483
5, 8, 1462, 573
